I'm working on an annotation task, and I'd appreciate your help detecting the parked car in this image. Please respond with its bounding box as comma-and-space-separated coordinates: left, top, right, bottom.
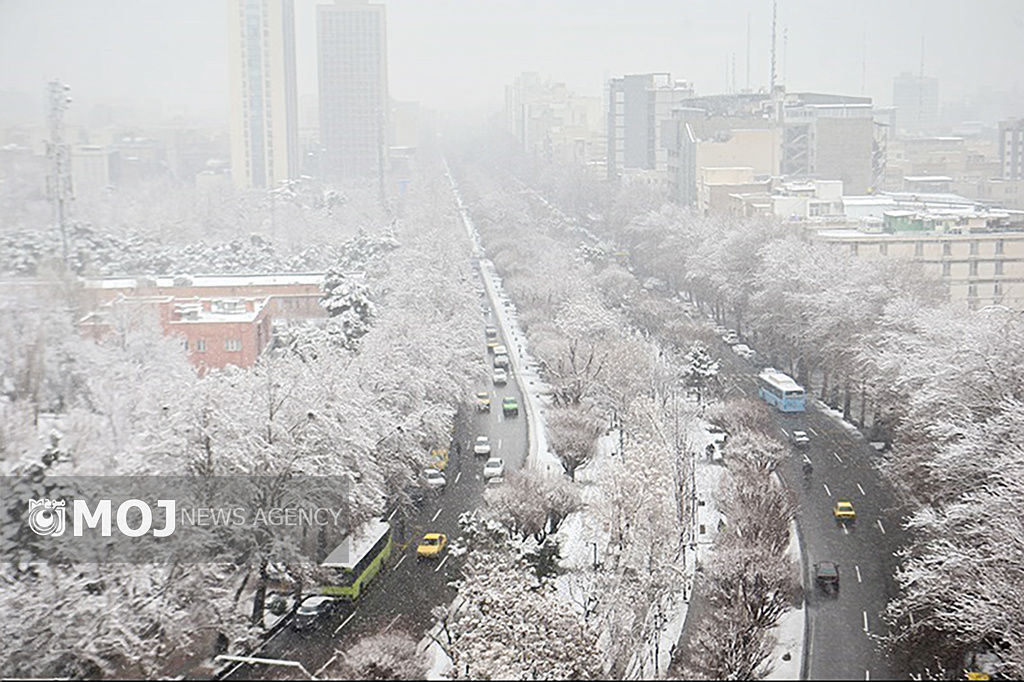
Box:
483, 457, 505, 479
722, 330, 739, 345
492, 368, 508, 385
430, 448, 449, 471
713, 325, 728, 335
814, 561, 840, 594
732, 343, 756, 359
423, 468, 446, 491
485, 475, 505, 487
494, 344, 508, 356
475, 392, 491, 412
473, 435, 491, 456
502, 397, 519, 417
791, 430, 811, 449
493, 353, 510, 369
293, 595, 338, 632
485, 326, 499, 341
417, 533, 448, 559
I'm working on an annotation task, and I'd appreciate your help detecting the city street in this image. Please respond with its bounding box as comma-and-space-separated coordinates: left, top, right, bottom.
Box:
224, 288, 530, 680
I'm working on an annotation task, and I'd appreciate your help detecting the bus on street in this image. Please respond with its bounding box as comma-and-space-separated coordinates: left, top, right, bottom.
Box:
757, 368, 806, 412
319, 518, 392, 600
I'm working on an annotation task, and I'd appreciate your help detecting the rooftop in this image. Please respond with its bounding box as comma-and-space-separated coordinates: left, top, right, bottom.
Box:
321, 519, 390, 569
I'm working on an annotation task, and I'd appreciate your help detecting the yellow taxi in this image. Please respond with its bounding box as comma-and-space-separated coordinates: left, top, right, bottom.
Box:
833, 500, 856, 522
430, 448, 449, 471
416, 533, 448, 559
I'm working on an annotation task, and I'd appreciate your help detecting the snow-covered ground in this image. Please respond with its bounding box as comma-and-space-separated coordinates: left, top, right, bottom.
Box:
764, 519, 806, 680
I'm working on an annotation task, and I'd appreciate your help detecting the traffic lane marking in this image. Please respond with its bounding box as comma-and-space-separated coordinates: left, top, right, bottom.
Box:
833, 452, 843, 463
334, 610, 357, 635
862, 610, 869, 633
855, 565, 862, 583
877, 519, 886, 534
823, 482, 832, 497
431, 508, 443, 522
435, 554, 450, 573
856, 483, 866, 496
393, 554, 408, 572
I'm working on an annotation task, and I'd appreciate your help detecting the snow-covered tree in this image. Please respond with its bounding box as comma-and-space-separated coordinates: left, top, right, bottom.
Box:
682, 341, 720, 404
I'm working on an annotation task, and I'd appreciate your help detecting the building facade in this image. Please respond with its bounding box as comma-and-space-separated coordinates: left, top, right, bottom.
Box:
892, 72, 940, 137
227, 0, 300, 190
607, 73, 693, 182
812, 221, 1024, 311
999, 119, 1024, 180
317, 0, 388, 181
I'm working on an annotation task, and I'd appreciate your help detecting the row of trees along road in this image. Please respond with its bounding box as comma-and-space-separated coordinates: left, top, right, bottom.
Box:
0, 167, 485, 679
519, 151, 1024, 678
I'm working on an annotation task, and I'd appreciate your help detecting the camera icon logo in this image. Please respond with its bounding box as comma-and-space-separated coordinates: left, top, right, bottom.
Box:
27, 499, 66, 536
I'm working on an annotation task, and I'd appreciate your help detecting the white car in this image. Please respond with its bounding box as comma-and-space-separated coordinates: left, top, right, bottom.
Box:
792, 431, 811, 449
493, 353, 510, 369
722, 330, 739, 345
492, 368, 508, 385
423, 468, 446, 490
486, 475, 505, 487
732, 343, 755, 359
483, 457, 505, 479
474, 435, 492, 456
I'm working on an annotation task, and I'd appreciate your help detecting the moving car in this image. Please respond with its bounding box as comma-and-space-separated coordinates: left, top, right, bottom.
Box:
416, 533, 448, 559
293, 595, 338, 632
814, 561, 840, 594
492, 368, 508, 385
473, 435, 491, 456
423, 468, 446, 491
791, 430, 811, 448
833, 500, 856, 522
502, 397, 519, 417
483, 457, 505, 479
475, 391, 491, 412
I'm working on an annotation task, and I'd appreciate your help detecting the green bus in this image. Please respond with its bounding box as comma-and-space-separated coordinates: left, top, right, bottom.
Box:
319, 518, 392, 600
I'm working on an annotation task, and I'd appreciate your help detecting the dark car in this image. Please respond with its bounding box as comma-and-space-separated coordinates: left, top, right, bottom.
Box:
293, 595, 339, 632
814, 561, 840, 593
502, 396, 519, 417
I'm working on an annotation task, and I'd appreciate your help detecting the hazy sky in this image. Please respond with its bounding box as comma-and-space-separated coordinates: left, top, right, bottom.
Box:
1, 0, 1022, 124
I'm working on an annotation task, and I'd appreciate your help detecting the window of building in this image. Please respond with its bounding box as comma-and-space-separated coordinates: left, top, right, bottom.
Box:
942, 242, 952, 256
225, 339, 242, 352
850, 243, 858, 256
969, 261, 979, 276
942, 262, 951, 277
996, 261, 1004, 276
196, 339, 207, 352
968, 283, 978, 298
970, 240, 979, 255
995, 282, 1003, 297
879, 243, 888, 256
914, 242, 924, 257
996, 239, 1005, 255
182, 339, 189, 351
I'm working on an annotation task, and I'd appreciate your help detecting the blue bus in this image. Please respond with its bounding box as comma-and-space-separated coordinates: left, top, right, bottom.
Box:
757, 368, 806, 412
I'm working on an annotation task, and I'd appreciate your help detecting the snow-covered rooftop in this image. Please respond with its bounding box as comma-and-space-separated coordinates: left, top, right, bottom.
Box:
82, 272, 328, 290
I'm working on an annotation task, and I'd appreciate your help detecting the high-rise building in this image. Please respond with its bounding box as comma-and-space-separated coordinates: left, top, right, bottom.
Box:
317, 0, 388, 181
892, 72, 939, 136
607, 73, 694, 182
999, 119, 1024, 180
227, 0, 300, 189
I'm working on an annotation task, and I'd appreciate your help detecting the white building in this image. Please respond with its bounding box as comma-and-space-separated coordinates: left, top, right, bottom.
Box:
227, 0, 300, 189
317, 0, 388, 181
892, 72, 939, 137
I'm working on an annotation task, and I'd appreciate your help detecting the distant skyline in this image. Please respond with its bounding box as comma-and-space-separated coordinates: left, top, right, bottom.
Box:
1, 0, 1022, 126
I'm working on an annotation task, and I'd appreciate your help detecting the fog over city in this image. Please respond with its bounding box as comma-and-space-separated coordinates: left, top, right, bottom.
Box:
2, 1, 1024, 681
1, 0, 1022, 120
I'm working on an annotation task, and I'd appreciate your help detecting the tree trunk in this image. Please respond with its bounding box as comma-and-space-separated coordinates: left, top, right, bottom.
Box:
859, 382, 867, 428
251, 559, 269, 626
842, 380, 852, 421
820, 368, 829, 401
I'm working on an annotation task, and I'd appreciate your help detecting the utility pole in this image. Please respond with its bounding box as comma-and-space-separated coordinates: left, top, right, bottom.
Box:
769, 0, 778, 92
46, 80, 73, 269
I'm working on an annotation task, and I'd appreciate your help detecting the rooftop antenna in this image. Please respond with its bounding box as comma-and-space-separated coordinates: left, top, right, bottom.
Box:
769, 0, 778, 91
731, 52, 737, 94
782, 27, 788, 85
860, 26, 867, 95
46, 80, 73, 269
919, 33, 926, 131
745, 11, 751, 91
